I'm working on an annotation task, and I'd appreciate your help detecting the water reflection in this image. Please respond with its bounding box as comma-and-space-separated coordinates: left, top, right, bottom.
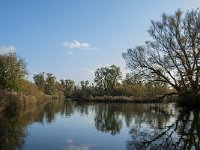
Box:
94, 104, 122, 135
91, 103, 172, 135
127, 107, 200, 150
0, 99, 75, 150
0, 99, 199, 149
0, 101, 26, 150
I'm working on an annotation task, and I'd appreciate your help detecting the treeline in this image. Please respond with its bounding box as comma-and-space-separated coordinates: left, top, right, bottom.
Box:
31, 8, 200, 104
33, 65, 171, 101
1, 8, 200, 105
1, 52, 169, 102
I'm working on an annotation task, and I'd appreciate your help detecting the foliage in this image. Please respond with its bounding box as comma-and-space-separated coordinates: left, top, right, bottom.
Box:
44, 73, 57, 95
33, 73, 61, 96
21, 80, 47, 100
123, 9, 200, 100
73, 80, 97, 99
0, 53, 27, 92
94, 65, 122, 94
60, 79, 75, 98
33, 72, 45, 91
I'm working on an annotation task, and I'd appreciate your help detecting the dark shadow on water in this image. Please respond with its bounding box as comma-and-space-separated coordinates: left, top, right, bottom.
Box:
0, 101, 26, 150
127, 106, 200, 150
0, 99, 75, 150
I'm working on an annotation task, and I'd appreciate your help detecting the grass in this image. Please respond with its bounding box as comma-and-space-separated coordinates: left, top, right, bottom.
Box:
0, 81, 48, 113
77, 95, 162, 103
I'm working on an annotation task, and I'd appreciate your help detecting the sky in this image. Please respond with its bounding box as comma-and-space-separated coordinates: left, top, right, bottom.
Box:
0, 0, 200, 83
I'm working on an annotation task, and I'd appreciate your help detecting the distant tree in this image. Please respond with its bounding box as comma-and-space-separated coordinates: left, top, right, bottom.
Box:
123, 9, 200, 101
72, 80, 96, 99
60, 79, 75, 98
44, 73, 57, 95
117, 73, 146, 97
0, 53, 27, 91
79, 80, 93, 98
80, 80, 89, 89
145, 72, 168, 97
123, 73, 143, 85
33, 72, 45, 91
94, 65, 122, 94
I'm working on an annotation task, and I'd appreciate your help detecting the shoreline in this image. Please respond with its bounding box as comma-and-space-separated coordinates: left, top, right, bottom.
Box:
72, 95, 176, 103
71, 95, 200, 106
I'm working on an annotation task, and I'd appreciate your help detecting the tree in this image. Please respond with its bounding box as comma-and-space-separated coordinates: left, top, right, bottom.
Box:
123, 73, 143, 85
33, 72, 45, 91
94, 65, 122, 94
72, 80, 97, 99
60, 79, 75, 98
123, 9, 200, 101
120, 73, 146, 97
0, 53, 27, 91
44, 73, 57, 95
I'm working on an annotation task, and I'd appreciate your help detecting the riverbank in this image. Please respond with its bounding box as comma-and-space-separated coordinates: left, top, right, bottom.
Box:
73, 95, 178, 103
0, 90, 45, 113
72, 94, 200, 106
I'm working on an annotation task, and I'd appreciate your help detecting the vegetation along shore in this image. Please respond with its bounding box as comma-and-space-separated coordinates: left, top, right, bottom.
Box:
1, 8, 200, 106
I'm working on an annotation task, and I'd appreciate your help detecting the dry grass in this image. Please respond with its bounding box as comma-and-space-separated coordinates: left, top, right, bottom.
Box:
0, 82, 48, 113
82, 95, 159, 103
21, 80, 48, 100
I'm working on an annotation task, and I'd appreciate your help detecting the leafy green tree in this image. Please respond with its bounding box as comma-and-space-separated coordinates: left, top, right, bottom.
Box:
94, 65, 122, 94
73, 80, 96, 99
33, 72, 45, 91
60, 79, 75, 98
0, 53, 27, 91
44, 73, 57, 95
123, 9, 200, 101
79, 80, 93, 98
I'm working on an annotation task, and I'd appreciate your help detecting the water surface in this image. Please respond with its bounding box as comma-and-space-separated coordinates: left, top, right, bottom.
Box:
0, 99, 199, 150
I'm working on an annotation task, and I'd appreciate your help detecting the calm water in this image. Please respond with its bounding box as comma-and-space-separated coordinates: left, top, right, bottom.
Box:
0, 99, 199, 150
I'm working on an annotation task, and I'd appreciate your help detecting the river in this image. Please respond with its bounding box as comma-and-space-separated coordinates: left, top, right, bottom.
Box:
0, 99, 199, 150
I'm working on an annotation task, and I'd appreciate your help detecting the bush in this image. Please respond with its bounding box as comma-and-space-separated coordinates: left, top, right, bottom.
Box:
0, 53, 27, 92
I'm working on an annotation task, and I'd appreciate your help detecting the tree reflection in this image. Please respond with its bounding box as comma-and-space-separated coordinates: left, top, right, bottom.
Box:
1, 99, 199, 150
75, 103, 172, 136
0, 101, 26, 150
94, 104, 122, 135
60, 100, 76, 117
127, 107, 200, 150
0, 99, 75, 150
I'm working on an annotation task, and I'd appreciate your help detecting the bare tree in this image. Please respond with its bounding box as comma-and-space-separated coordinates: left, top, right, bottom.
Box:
123, 9, 200, 102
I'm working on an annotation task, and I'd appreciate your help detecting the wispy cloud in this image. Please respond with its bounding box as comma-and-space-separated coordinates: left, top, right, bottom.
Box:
67, 51, 74, 55
83, 64, 111, 74
83, 68, 95, 75
0, 45, 16, 54
64, 138, 90, 150
96, 63, 111, 68
63, 40, 91, 49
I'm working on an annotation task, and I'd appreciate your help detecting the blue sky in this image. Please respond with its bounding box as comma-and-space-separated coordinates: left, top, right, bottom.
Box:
0, 0, 199, 83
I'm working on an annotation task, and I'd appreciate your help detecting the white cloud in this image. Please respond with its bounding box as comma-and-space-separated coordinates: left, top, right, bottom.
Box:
68, 51, 74, 55
96, 63, 111, 68
0, 45, 16, 54
83, 64, 111, 75
63, 40, 91, 49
